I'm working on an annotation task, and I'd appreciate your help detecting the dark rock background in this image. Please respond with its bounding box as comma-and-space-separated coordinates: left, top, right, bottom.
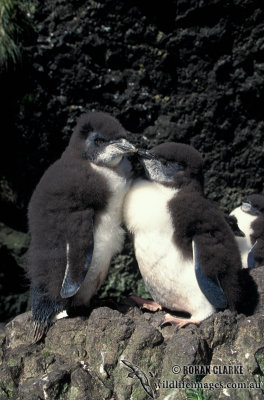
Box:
1, 0, 264, 322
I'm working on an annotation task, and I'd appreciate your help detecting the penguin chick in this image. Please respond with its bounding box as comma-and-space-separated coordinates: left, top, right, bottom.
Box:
124, 143, 242, 328
224, 215, 245, 238
27, 112, 137, 341
230, 194, 264, 269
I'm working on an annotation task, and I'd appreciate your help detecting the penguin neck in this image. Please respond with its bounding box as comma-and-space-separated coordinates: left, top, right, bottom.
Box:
112, 157, 133, 179
61, 148, 132, 179
230, 207, 257, 242
61, 145, 82, 161
165, 176, 203, 195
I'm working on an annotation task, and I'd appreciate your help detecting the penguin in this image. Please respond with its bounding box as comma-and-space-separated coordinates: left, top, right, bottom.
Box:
123, 143, 242, 328
224, 214, 245, 238
230, 194, 264, 269
27, 111, 137, 341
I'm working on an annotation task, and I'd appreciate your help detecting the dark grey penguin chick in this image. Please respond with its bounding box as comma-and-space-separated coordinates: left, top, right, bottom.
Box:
224, 215, 245, 238
123, 143, 242, 328
230, 194, 264, 268
27, 112, 137, 341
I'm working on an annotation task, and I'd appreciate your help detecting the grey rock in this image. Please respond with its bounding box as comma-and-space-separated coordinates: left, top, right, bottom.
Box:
250, 266, 264, 311
0, 266, 263, 400
0, 225, 30, 323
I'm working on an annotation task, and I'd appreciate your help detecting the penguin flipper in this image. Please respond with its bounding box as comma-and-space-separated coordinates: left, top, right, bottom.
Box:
247, 241, 257, 269
193, 240, 227, 309
60, 209, 94, 298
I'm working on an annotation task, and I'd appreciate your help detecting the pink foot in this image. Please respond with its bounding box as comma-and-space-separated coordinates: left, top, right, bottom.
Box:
130, 295, 163, 312
161, 313, 201, 329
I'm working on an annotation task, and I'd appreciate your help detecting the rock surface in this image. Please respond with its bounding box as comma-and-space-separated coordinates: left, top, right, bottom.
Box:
2, 0, 264, 221
0, 224, 29, 322
0, 267, 263, 400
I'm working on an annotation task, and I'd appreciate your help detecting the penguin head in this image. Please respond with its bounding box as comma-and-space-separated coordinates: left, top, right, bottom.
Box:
138, 142, 203, 188
68, 112, 137, 167
224, 214, 245, 237
241, 194, 264, 216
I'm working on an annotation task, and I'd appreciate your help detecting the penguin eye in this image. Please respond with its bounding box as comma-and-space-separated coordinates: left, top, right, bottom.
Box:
159, 158, 167, 166
95, 137, 106, 146
166, 161, 172, 169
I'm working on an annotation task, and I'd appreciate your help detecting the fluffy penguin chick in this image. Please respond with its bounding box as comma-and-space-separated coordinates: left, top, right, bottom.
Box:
27, 112, 137, 341
230, 194, 264, 268
123, 143, 242, 328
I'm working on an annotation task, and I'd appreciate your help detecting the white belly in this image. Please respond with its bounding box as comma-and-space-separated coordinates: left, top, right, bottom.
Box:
74, 163, 130, 306
230, 207, 257, 268
123, 180, 215, 319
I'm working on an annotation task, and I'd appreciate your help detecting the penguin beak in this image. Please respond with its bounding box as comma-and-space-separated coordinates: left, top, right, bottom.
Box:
241, 202, 259, 216
241, 202, 252, 213
137, 148, 156, 160
138, 150, 183, 183
109, 139, 138, 156
235, 228, 246, 237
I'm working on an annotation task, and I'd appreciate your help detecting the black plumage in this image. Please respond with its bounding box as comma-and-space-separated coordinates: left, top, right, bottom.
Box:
169, 185, 242, 310
125, 142, 243, 328
27, 111, 135, 341
152, 143, 242, 311
225, 215, 245, 238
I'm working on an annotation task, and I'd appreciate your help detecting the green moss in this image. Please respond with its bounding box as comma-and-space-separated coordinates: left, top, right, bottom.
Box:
254, 348, 264, 391
0, 379, 15, 399
255, 348, 264, 374
96, 252, 151, 302
21, 92, 36, 105
7, 358, 20, 368
185, 376, 215, 400
0, 178, 17, 205
0, 223, 28, 258
186, 388, 211, 400
131, 383, 151, 400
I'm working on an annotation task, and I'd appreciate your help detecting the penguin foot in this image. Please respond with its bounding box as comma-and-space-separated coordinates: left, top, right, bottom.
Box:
31, 319, 48, 343
130, 295, 163, 312
31, 286, 65, 343
161, 313, 200, 329
31, 310, 68, 343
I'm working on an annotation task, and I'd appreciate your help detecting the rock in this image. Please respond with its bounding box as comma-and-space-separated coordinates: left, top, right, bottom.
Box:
0, 224, 29, 323
250, 266, 264, 311
0, 264, 263, 400
2, 0, 264, 221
